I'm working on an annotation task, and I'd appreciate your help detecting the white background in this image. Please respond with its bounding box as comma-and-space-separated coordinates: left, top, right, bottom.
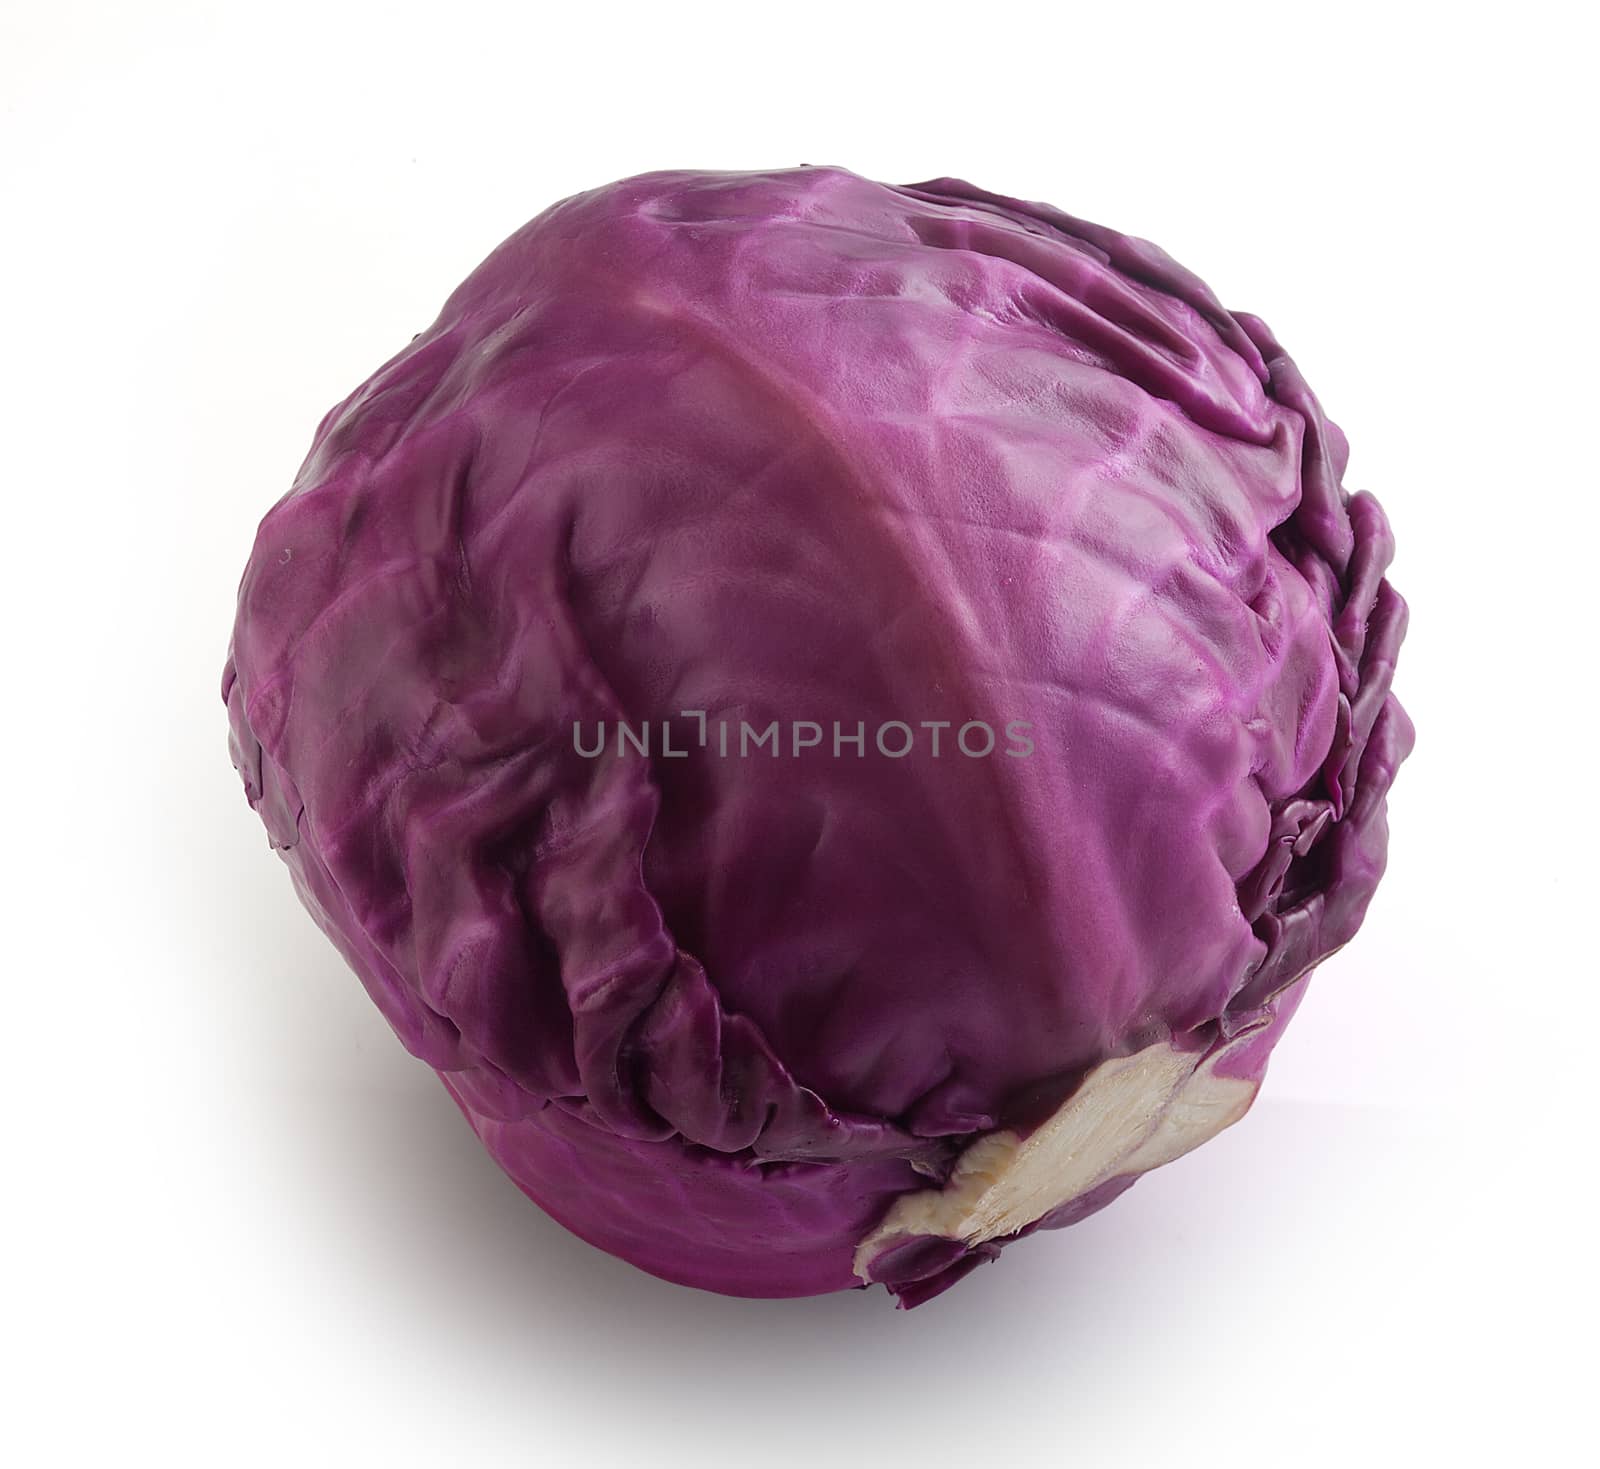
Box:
5, 3, 1593, 1464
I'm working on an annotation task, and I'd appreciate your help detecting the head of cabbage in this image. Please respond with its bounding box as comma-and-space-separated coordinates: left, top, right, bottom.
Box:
225, 167, 1411, 1306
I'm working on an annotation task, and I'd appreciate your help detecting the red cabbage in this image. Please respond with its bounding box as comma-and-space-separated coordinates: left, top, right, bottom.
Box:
225, 167, 1411, 1306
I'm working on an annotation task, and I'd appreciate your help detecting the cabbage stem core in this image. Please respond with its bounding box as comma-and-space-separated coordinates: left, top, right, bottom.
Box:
854, 1039, 1259, 1280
